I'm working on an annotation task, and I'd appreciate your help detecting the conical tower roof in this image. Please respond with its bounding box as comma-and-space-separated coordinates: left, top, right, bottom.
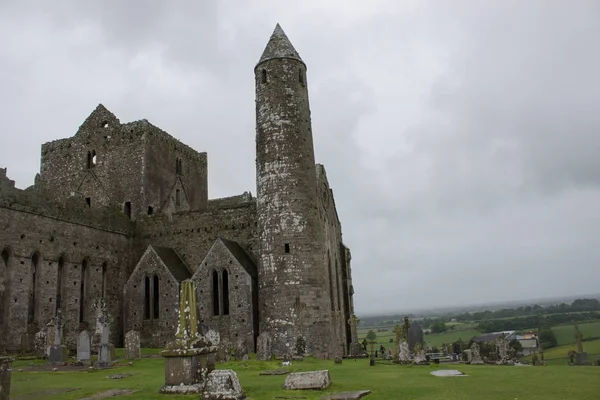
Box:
257, 24, 304, 66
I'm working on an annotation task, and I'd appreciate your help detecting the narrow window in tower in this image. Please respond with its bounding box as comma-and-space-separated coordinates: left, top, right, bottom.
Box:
284, 243, 290, 253
124, 201, 131, 219
28, 252, 40, 324
152, 274, 160, 319
79, 259, 88, 323
175, 190, 181, 207
261, 69, 267, 84
56, 256, 64, 312
143, 276, 150, 320
212, 270, 220, 316
147, 206, 154, 215
222, 270, 230, 316
86, 151, 92, 169
85, 197, 91, 207
101, 262, 107, 298
298, 69, 304, 84
179, 159, 183, 175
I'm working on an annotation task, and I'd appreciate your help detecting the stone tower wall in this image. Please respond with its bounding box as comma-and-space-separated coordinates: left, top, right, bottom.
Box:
255, 52, 331, 356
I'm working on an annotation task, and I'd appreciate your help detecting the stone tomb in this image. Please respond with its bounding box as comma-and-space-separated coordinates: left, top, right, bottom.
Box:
160, 280, 217, 394
77, 330, 92, 362
0, 356, 13, 400
125, 331, 141, 360
284, 370, 331, 390
48, 310, 68, 366
204, 369, 246, 400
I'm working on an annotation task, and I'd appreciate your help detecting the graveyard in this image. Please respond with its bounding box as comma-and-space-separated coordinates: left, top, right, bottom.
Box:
7, 351, 600, 399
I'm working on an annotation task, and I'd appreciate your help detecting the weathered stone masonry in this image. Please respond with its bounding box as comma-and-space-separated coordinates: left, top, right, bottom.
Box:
0, 24, 357, 358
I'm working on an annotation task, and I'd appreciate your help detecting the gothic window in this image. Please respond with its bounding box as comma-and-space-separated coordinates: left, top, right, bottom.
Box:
212, 270, 220, 316
124, 201, 132, 219
1, 248, 11, 324
261, 69, 267, 83
222, 270, 230, 316
152, 274, 160, 319
101, 262, 107, 298
28, 252, 40, 324
143, 276, 151, 320
328, 255, 335, 312
79, 259, 90, 323
56, 256, 64, 312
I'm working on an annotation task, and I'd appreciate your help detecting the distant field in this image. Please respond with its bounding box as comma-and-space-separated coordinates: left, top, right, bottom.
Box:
424, 329, 482, 348
552, 321, 600, 346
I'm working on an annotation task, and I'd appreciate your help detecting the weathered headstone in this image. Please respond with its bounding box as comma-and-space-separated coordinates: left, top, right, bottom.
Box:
573, 325, 589, 365
495, 335, 510, 364
77, 330, 91, 362
470, 343, 484, 365
392, 324, 403, 363
125, 330, 141, 360
96, 307, 113, 368
48, 309, 68, 366
34, 330, 47, 358
347, 314, 362, 356
256, 332, 272, 361
398, 341, 410, 363
0, 356, 13, 400
234, 338, 249, 361
160, 279, 217, 394
204, 369, 246, 400
321, 390, 372, 399
284, 370, 331, 390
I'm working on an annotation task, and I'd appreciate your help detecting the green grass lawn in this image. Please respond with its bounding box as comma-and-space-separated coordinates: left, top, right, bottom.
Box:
9, 352, 600, 400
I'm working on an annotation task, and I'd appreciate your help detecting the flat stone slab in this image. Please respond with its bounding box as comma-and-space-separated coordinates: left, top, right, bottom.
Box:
78, 389, 136, 399
430, 369, 467, 377
260, 369, 290, 375
321, 390, 372, 399
284, 370, 331, 390
106, 373, 133, 379
14, 387, 80, 400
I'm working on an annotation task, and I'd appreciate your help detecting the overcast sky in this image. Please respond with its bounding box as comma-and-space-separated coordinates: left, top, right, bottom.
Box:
1, 1, 599, 315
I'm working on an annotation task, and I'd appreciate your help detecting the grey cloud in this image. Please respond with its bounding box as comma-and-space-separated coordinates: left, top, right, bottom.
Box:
1, 0, 599, 315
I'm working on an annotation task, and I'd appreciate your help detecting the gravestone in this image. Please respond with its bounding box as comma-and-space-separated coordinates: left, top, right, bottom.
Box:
495, 335, 510, 364
96, 307, 113, 368
125, 331, 141, 360
48, 309, 68, 366
204, 369, 246, 400
234, 338, 249, 361
77, 330, 91, 362
284, 370, 331, 390
398, 341, 410, 363
347, 314, 362, 356
257, 332, 272, 361
34, 330, 47, 358
470, 343, 484, 365
0, 356, 13, 400
573, 325, 589, 365
160, 280, 217, 394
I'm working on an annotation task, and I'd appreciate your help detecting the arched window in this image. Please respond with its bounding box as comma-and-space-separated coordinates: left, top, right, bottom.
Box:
56, 256, 64, 312
222, 270, 230, 316
152, 274, 160, 319
143, 275, 150, 320
28, 252, 40, 324
261, 69, 267, 83
124, 201, 132, 219
212, 270, 220, 316
1, 248, 11, 324
328, 255, 335, 312
79, 259, 89, 323
101, 262, 107, 299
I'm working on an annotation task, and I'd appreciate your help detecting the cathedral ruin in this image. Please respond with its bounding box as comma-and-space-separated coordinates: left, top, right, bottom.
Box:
0, 24, 357, 358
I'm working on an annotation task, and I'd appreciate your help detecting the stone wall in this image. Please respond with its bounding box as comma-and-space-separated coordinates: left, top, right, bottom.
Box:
122, 246, 184, 348
39, 105, 208, 221
192, 239, 258, 352
0, 188, 133, 351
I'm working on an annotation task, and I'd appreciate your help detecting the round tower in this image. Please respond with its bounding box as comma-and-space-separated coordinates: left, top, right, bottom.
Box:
255, 24, 331, 357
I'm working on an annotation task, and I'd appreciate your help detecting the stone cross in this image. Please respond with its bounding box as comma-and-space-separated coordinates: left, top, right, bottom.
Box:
347, 314, 360, 329
393, 324, 403, 363
574, 325, 584, 354
54, 309, 63, 346
175, 279, 199, 341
